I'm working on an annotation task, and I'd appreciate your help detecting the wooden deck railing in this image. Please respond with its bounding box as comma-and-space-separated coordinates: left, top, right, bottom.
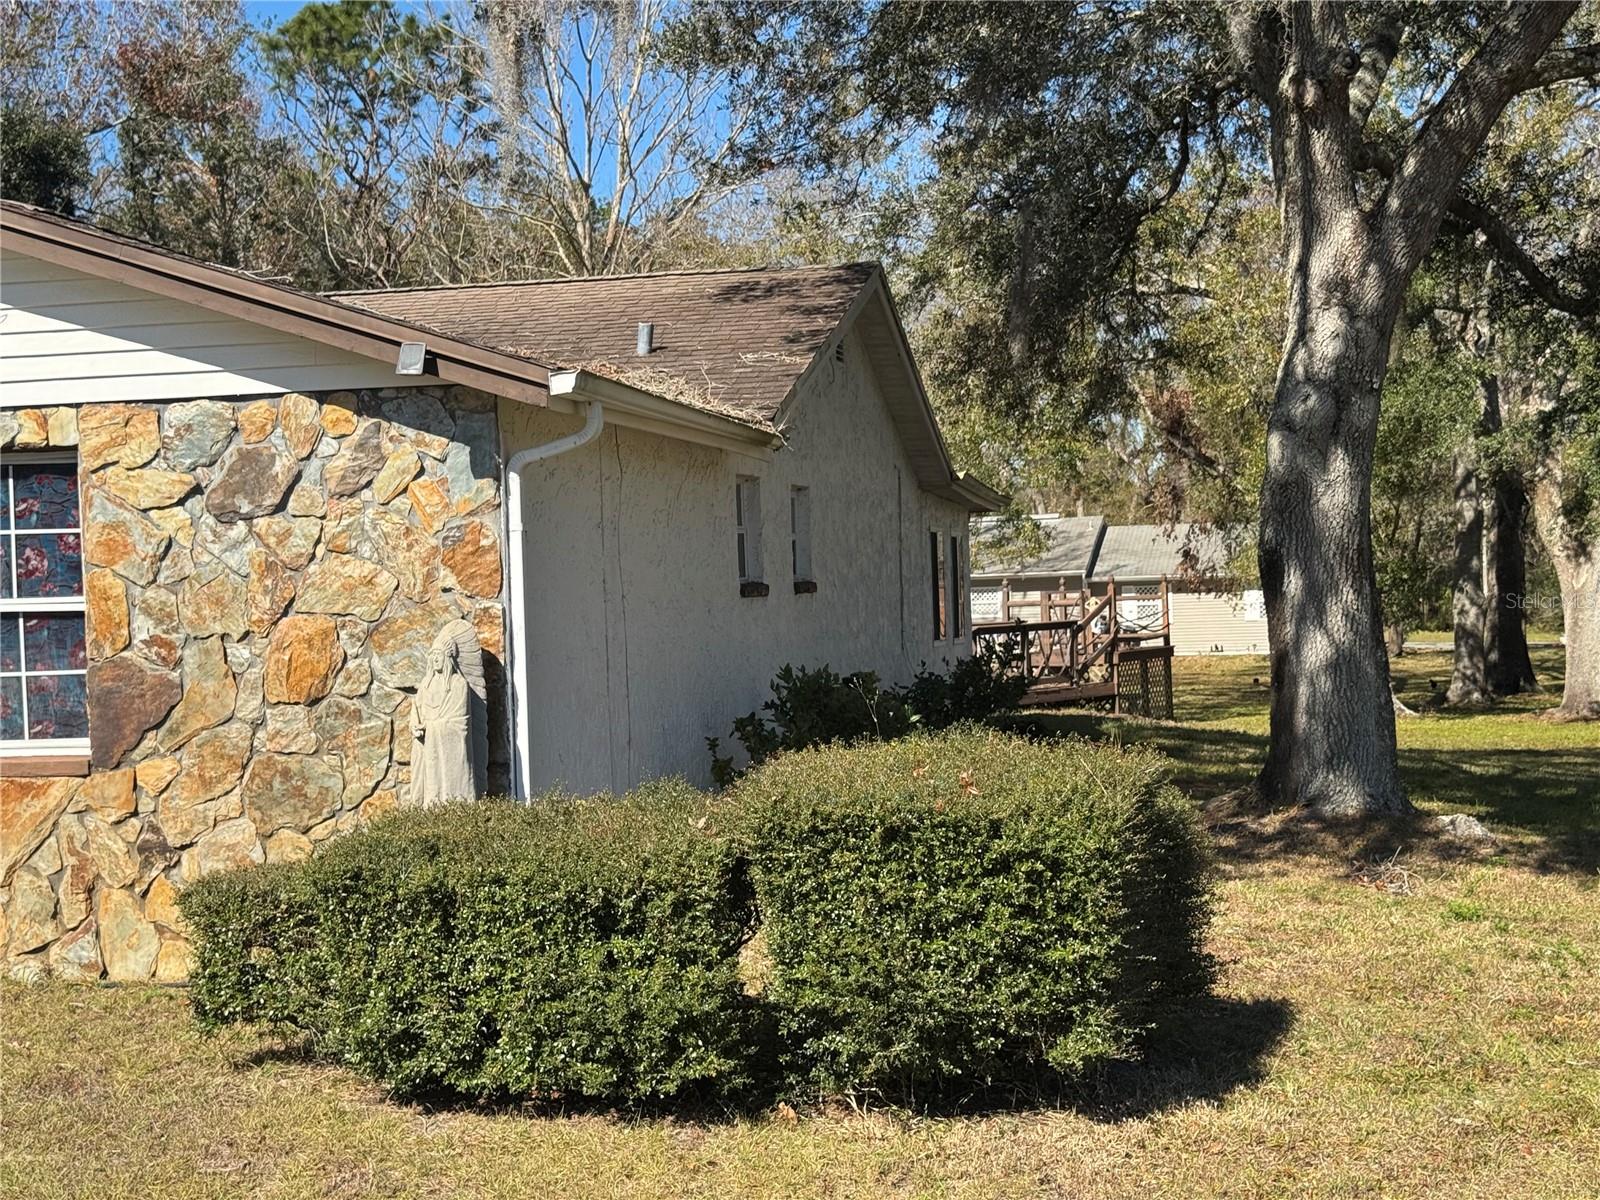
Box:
973, 576, 1176, 716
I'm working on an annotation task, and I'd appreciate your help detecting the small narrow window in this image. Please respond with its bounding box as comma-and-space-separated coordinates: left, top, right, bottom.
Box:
930, 531, 947, 640
1, 454, 89, 753
948, 533, 963, 638
790, 486, 812, 582
736, 476, 762, 584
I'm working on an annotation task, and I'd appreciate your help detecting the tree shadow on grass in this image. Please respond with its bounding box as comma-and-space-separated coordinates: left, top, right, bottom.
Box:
898, 994, 1295, 1123
998, 711, 1600, 874
1398, 746, 1600, 873
994, 712, 1267, 800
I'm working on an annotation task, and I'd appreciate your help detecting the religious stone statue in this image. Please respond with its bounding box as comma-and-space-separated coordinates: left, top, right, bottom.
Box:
408, 619, 488, 806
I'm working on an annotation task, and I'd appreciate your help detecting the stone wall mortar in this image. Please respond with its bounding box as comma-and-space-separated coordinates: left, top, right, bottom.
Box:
1, 387, 507, 982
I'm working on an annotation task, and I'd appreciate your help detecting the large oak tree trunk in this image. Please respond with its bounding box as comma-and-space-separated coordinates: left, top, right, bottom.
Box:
1259, 288, 1407, 815
1237, 0, 1575, 812
1533, 473, 1600, 719
1446, 450, 1490, 705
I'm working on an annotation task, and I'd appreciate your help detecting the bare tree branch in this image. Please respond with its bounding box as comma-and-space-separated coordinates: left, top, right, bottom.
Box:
1381, 1, 1579, 270
1517, 41, 1600, 91
1349, 14, 1403, 131
470, 0, 760, 276
1446, 192, 1598, 318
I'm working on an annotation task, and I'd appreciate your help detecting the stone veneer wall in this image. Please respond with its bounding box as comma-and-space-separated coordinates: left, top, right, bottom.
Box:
0, 387, 507, 982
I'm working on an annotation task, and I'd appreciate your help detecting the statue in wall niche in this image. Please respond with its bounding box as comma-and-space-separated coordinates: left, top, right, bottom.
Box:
408, 619, 488, 806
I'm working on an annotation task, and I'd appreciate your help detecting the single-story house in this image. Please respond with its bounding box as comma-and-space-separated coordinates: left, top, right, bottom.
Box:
0, 199, 998, 981
968, 514, 1102, 622
971, 517, 1267, 656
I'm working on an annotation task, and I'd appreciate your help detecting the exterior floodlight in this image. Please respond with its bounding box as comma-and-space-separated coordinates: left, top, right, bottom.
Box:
396, 341, 428, 375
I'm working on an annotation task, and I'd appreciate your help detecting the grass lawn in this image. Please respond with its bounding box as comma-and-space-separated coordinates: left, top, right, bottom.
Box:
4, 650, 1597, 1199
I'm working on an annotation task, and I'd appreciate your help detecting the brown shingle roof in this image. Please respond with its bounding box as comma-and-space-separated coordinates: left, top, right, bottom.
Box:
333, 263, 878, 427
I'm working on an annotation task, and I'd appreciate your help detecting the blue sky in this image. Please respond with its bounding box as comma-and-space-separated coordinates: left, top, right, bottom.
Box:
242, 1, 303, 30
243, 1, 437, 31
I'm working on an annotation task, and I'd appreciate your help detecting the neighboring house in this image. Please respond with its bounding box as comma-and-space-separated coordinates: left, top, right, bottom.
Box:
971, 516, 1267, 656
0, 200, 998, 981
969, 514, 1102, 622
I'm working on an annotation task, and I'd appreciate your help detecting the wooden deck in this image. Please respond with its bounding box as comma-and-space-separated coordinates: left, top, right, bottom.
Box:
972, 577, 1176, 718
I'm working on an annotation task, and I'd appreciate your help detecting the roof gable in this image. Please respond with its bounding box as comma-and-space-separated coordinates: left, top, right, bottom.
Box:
343, 264, 1002, 510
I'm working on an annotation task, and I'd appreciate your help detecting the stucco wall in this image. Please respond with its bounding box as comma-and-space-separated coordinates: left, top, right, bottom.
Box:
1, 388, 507, 982
503, 337, 973, 794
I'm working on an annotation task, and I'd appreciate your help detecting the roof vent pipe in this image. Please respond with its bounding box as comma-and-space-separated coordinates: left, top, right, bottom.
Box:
636, 322, 654, 356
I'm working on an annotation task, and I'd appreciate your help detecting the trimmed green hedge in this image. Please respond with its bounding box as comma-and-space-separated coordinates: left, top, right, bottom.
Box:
183, 732, 1213, 1109
734, 727, 1214, 1099
180, 785, 759, 1105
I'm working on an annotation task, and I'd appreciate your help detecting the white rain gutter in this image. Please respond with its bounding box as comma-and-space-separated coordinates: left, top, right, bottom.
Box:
504, 388, 605, 799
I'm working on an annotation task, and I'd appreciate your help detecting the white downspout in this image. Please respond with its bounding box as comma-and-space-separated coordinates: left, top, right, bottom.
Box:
505, 397, 604, 799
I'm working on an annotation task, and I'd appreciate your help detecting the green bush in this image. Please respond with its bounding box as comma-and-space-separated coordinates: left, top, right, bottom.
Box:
709, 663, 915, 785
900, 645, 1029, 729
734, 727, 1214, 1101
180, 785, 760, 1106
710, 654, 1026, 785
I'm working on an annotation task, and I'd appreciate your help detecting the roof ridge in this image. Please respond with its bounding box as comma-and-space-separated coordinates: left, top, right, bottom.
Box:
328, 261, 880, 297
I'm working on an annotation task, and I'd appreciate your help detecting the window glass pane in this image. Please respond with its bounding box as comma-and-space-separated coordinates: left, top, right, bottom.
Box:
23, 613, 87, 671
0, 536, 11, 599
2, 615, 22, 671
790, 487, 811, 579
26, 672, 88, 740
736, 479, 761, 581
949, 535, 962, 638
11, 463, 79, 530
14, 533, 82, 598
0, 677, 22, 740
0, 471, 10, 528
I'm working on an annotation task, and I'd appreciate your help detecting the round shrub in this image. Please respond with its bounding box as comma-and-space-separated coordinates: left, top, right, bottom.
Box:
180, 785, 760, 1106
733, 726, 1214, 1101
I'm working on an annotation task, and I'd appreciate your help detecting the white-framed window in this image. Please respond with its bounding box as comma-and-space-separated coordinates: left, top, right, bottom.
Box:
930, 530, 947, 640
1, 452, 89, 754
735, 476, 763, 583
948, 533, 964, 638
790, 485, 812, 581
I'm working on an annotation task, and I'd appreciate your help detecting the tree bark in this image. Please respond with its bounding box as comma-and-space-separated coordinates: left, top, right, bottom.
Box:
1259, 290, 1408, 815
1384, 622, 1405, 657
1242, 0, 1575, 815
1475, 352, 1540, 695
1532, 470, 1600, 719
1254, 6, 1408, 817
1484, 468, 1540, 693
1446, 449, 1489, 705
